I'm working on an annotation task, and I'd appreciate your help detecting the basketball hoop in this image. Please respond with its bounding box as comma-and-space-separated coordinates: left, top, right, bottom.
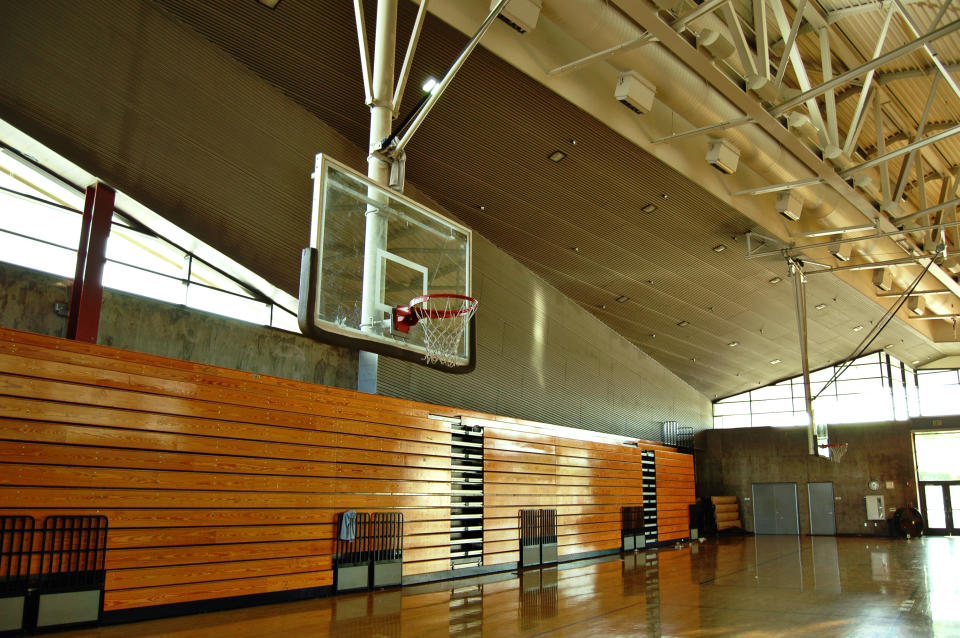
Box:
819, 442, 848, 463
394, 294, 478, 367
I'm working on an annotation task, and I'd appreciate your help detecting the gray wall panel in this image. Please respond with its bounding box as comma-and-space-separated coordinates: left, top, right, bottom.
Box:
379, 235, 712, 441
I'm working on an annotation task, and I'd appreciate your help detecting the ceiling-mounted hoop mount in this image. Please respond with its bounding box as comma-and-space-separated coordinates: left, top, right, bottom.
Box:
393, 294, 479, 367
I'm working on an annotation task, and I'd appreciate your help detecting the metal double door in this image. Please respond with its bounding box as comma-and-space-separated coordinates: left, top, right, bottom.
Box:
919, 481, 960, 535
752, 483, 800, 535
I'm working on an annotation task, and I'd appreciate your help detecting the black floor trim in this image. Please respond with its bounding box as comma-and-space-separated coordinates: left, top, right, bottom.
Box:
101, 585, 333, 626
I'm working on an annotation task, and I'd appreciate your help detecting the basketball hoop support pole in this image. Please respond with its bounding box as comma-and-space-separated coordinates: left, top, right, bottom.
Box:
790, 259, 818, 455
358, 0, 398, 394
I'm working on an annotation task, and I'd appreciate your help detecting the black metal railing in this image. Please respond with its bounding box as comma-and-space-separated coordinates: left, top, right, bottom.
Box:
621, 505, 644, 551
38, 515, 108, 591
0, 515, 109, 632
0, 516, 34, 595
663, 421, 694, 453
334, 511, 403, 592
518, 509, 557, 568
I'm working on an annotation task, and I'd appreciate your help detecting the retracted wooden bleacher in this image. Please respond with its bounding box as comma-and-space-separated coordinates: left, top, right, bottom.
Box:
711, 496, 743, 531
0, 326, 696, 619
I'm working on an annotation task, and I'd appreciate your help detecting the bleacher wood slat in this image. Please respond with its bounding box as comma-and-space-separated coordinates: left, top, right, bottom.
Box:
0, 326, 695, 613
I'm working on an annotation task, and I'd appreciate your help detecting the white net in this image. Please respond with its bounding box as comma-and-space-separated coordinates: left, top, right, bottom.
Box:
824, 443, 848, 463
413, 296, 478, 367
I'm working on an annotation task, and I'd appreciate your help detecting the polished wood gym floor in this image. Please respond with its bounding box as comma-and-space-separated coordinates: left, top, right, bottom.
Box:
61, 535, 959, 637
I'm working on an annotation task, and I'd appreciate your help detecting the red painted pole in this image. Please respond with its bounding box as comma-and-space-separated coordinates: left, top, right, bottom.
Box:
66, 186, 96, 339
69, 183, 115, 343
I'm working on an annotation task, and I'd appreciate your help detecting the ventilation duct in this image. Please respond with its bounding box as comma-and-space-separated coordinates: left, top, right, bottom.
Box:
494, 0, 542, 34
697, 29, 734, 60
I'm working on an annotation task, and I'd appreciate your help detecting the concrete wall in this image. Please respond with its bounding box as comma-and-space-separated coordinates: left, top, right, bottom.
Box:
380, 233, 712, 441
0, 0, 712, 438
695, 416, 960, 535
0, 261, 357, 388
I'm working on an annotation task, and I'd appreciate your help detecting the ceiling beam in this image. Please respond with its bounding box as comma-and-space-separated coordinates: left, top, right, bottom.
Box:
893, 74, 942, 202
769, 18, 960, 116
842, 6, 895, 155
840, 123, 960, 177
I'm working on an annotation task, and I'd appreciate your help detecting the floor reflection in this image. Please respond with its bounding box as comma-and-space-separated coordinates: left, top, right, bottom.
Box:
810, 536, 842, 593
56, 535, 960, 638
519, 567, 558, 629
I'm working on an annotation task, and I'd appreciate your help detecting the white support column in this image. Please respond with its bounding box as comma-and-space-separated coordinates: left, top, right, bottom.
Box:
874, 94, 891, 206
754, 0, 770, 79
842, 6, 894, 156
768, 0, 829, 147
819, 27, 839, 154
893, 74, 941, 203
773, 0, 806, 88
790, 260, 817, 456
358, 0, 399, 394
721, 2, 758, 78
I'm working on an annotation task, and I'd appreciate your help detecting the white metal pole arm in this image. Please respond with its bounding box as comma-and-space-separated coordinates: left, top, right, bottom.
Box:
390, 0, 510, 157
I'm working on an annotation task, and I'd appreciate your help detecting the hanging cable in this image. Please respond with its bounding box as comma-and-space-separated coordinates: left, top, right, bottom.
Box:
813, 250, 942, 401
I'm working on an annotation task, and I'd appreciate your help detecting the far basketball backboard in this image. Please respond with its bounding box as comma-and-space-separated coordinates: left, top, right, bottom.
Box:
298, 154, 474, 371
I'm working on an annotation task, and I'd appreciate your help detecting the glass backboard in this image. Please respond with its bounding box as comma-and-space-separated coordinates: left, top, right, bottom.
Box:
298, 154, 474, 371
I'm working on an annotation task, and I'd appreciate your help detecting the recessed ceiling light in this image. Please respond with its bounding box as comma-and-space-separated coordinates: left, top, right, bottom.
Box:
884, 344, 893, 349
258, 0, 281, 7
676, 320, 689, 327
815, 303, 827, 310
650, 333, 656, 338
548, 150, 567, 162
912, 360, 920, 365
853, 325, 864, 332
616, 295, 629, 303
728, 341, 739, 347
770, 359, 782, 365
571, 246, 580, 253
713, 244, 727, 252
769, 276, 782, 284
641, 204, 658, 214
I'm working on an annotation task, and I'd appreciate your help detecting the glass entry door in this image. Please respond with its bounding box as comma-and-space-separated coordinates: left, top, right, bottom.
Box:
914, 431, 960, 536
919, 482, 960, 535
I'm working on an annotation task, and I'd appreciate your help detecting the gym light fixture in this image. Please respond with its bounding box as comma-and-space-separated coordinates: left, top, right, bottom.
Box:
676, 320, 689, 327
853, 325, 864, 332
548, 150, 567, 163
815, 303, 827, 310
641, 204, 658, 214
615, 70, 656, 115
706, 138, 740, 174
616, 295, 629, 303
713, 244, 727, 253
769, 276, 782, 284
728, 341, 739, 347
422, 77, 439, 94
769, 359, 782, 365
775, 190, 803, 221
